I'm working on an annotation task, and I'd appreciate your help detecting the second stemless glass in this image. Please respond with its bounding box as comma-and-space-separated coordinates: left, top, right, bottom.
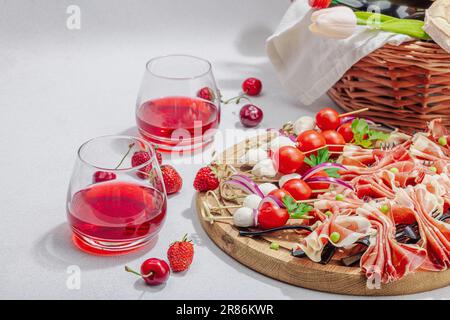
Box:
135, 54, 221, 152
66, 135, 167, 255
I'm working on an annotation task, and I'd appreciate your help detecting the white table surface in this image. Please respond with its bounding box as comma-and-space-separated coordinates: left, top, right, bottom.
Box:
1, 0, 448, 300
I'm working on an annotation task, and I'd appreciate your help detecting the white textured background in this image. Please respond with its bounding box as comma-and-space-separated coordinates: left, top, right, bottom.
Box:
0, 0, 448, 299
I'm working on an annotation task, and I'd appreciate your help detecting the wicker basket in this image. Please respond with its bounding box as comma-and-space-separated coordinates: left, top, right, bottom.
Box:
328, 41, 450, 133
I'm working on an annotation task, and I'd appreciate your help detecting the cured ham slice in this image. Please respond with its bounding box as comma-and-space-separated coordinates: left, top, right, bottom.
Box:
358, 203, 426, 284
352, 175, 396, 199
428, 119, 449, 156
341, 145, 380, 168
395, 185, 450, 271
297, 213, 372, 263
314, 189, 364, 214
340, 145, 413, 180
428, 119, 448, 139
410, 134, 450, 161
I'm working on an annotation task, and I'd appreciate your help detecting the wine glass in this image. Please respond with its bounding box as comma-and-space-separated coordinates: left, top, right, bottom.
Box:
66, 135, 167, 255
135, 54, 221, 152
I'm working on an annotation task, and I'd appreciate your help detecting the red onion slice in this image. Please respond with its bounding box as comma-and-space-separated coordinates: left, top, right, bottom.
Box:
257, 195, 284, 212
222, 180, 257, 196
229, 174, 265, 198
305, 177, 354, 191
252, 209, 259, 227
340, 116, 376, 126
301, 162, 347, 181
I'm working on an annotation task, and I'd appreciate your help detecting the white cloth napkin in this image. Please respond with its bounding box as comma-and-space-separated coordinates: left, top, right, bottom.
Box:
266, 1, 413, 105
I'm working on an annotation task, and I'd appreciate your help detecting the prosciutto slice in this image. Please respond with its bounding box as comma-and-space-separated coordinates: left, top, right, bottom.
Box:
395, 186, 450, 271
358, 203, 426, 284
297, 213, 371, 263
314, 190, 364, 214
410, 134, 450, 161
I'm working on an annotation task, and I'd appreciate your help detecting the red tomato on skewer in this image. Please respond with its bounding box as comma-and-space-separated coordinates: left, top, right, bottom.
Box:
307, 171, 330, 192
337, 122, 354, 143
316, 108, 340, 131
268, 188, 292, 202
272, 146, 305, 174
321, 130, 345, 152
257, 202, 289, 229
283, 179, 312, 201
296, 130, 326, 153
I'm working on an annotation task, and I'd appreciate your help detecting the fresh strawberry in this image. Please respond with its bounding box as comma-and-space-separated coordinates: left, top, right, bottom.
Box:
167, 234, 194, 272
131, 151, 152, 179
161, 165, 182, 194
193, 166, 219, 192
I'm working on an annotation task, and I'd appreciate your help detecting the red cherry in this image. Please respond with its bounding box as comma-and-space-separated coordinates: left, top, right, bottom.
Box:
93, 171, 116, 183
316, 108, 340, 131
196, 87, 214, 101
125, 258, 170, 286
239, 104, 263, 128
242, 77, 262, 96
257, 202, 289, 230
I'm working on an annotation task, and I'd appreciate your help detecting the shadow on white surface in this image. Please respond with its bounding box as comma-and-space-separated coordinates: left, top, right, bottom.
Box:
32, 223, 157, 271
133, 278, 168, 300
234, 25, 273, 58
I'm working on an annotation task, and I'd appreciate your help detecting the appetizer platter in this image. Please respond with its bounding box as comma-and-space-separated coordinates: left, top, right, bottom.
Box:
195, 108, 450, 295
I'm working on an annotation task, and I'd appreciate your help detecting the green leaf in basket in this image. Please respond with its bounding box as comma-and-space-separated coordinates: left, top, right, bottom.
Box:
355, 12, 396, 25
380, 19, 431, 40
355, 11, 431, 40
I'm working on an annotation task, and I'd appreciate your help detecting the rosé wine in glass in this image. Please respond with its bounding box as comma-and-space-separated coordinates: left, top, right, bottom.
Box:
136, 55, 220, 152
66, 136, 167, 255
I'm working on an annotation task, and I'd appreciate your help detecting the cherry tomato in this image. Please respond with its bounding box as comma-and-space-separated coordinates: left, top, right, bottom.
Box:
337, 122, 354, 143
268, 188, 292, 202
257, 202, 289, 229
272, 146, 305, 174
307, 171, 330, 192
282, 178, 312, 201
296, 161, 311, 175
316, 108, 340, 131
321, 130, 345, 152
296, 130, 326, 153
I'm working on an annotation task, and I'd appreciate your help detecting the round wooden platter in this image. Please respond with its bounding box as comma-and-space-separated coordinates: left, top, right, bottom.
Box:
196, 133, 450, 296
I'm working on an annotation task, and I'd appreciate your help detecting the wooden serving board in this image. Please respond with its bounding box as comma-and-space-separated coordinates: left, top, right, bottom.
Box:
196, 133, 450, 296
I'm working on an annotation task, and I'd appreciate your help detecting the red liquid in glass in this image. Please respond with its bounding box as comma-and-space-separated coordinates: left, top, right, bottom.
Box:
68, 182, 166, 254
136, 96, 220, 149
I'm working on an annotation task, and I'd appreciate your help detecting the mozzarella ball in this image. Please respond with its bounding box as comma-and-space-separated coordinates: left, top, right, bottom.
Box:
252, 158, 277, 177
258, 183, 278, 196
268, 136, 296, 153
233, 207, 255, 227
239, 148, 268, 165
279, 173, 302, 188
243, 194, 262, 209
293, 116, 315, 135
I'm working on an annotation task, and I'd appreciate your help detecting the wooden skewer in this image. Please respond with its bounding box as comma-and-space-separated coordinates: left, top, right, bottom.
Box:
311, 189, 331, 193
339, 108, 369, 118
303, 144, 344, 155
208, 216, 233, 221
295, 199, 319, 203
210, 204, 242, 211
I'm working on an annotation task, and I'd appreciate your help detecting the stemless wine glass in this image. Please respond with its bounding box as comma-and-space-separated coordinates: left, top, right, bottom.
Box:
136, 54, 221, 152
66, 135, 167, 255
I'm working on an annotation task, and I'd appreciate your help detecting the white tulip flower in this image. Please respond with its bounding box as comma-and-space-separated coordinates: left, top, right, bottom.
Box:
309, 6, 357, 39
